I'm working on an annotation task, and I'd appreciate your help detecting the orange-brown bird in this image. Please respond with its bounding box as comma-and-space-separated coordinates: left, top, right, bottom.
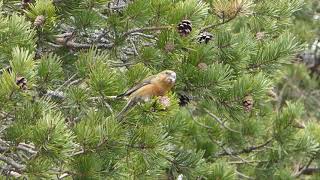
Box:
116, 70, 176, 120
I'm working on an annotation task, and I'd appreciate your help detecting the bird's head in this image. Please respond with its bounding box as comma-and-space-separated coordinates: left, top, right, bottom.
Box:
158, 70, 176, 84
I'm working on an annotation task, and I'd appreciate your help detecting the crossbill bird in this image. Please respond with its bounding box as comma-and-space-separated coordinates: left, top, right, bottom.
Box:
116, 70, 176, 120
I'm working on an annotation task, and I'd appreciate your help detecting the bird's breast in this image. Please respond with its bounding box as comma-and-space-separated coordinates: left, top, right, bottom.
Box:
130, 84, 167, 99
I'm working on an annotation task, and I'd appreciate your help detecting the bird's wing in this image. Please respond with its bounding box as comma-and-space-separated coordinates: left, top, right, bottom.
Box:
117, 75, 157, 98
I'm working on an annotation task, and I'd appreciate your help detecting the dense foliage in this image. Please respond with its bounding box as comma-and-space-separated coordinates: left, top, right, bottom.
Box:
0, 0, 319, 179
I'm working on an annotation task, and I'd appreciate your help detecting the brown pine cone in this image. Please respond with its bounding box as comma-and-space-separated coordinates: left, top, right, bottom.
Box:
34, 15, 45, 27
16, 76, 27, 90
198, 32, 213, 44
178, 92, 191, 107
197, 62, 208, 70
177, 20, 192, 36
22, 0, 32, 8
164, 42, 175, 52
243, 95, 254, 112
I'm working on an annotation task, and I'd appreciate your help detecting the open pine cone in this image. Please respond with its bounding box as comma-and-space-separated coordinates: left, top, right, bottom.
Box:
34, 15, 45, 27
177, 20, 192, 36
22, 0, 32, 8
243, 95, 254, 112
16, 76, 27, 90
178, 92, 191, 107
198, 32, 213, 44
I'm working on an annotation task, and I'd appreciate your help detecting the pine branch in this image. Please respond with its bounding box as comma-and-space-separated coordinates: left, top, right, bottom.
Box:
122, 26, 172, 39
58, 172, 73, 179
294, 157, 315, 178
299, 167, 320, 175
99, 93, 115, 116
16, 145, 37, 155
235, 170, 254, 180
204, 108, 240, 133
229, 160, 268, 164
45, 90, 65, 100
216, 138, 273, 156
129, 38, 139, 56
110, 62, 136, 67
92, 8, 108, 20
50, 41, 115, 50
0, 155, 26, 171
51, 25, 167, 50
109, 3, 127, 10
55, 74, 77, 92
44, 74, 79, 100
7, 171, 22, 178
0, 140, 36, 155
200, 7, 241, 32
131, 32, 156, 39
188, 109, 213, 129
210, 139, 257, 166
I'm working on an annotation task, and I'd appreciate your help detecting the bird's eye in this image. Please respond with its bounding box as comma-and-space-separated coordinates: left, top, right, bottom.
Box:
165, 71, 170, 75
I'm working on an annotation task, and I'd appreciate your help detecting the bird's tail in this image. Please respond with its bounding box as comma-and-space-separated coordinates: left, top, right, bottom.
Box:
116, 98, 137, 121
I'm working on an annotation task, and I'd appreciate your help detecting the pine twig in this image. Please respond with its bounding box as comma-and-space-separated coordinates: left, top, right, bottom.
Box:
229, 160, 268, 164
210, 139, 256, 166
64, 41, 114, 49
110, 62, 136, 67
109, 4, 127, 10
200, 7, 241, 32
89, 96, 119, 100
7, 171, 22, 178
235, 170, 254, 180
50, 41, 114, 50
131, 32, 156, 39
0, 140, 37, 155
102, 99, 114, 115
58, 173, 71, 179
299, 168, 320, 175
294, 157, 315, 178
55, 74, 77, 92
0, 155, 26, 171
122, 26, 172, 39
236, 138, 273, 154
129, 38, 139, 56
204, 108, 240, 133
216, 138, 273, 156
16, 145, 37, 155
187, 109, 213, 129
99, 92, 115, 116
92, 8, 108, 20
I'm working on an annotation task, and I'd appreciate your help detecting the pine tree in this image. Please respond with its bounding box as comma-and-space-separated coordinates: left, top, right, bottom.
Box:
1, 0, 319, 179
275, 2, 320, 120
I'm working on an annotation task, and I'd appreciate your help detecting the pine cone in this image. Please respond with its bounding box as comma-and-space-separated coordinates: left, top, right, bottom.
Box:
16, 76, 27, 90
178, 93, 191, 107
55, 32, 74, 45
198, 32, 213, 44
292, 120, 305, 129
197, 62, 208, 70
267, 88, 278, 100
159, 96, 171, 108
164, 42, 175, 52
256, 32, 265, 40
22, 0, 32, 8
34, 15, 45, 27
243, 95, 254, 112
177, 20, 192, 36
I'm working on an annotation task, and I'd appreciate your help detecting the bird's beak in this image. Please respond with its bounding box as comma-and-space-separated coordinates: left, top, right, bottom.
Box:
169, 72, 176, 83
